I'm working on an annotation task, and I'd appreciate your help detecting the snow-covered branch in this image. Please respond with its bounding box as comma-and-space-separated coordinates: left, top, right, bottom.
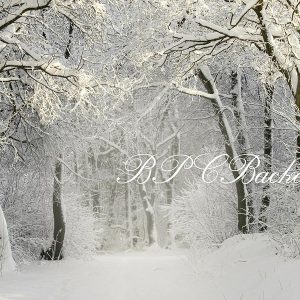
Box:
0, 0, 51, 31
193, 17, 261, 42
172, 83, 216, 99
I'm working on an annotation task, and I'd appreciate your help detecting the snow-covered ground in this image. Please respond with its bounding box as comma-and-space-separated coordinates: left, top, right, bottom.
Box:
0, 246, 220, 300
195, 234, 300, 300
1, 235, 300, 300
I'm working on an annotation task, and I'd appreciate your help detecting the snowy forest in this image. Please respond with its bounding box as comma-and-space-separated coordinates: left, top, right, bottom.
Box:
1, 0, 300, 299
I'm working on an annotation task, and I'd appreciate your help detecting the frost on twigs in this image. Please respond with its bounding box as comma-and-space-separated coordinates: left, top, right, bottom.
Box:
53, 0, 106, 18
28, 70, 124, 125
264, 183, 300, 257
172, 179, 238, 252
51, 0, 106, 39
29, 76, 62, 124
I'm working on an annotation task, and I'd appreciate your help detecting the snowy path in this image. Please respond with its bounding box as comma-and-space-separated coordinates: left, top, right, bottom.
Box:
0, 249, 222, 300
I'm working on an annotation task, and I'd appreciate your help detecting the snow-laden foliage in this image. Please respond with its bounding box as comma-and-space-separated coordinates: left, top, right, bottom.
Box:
172, 180, 238, 251
1, 163, 52, 264
264, 184, 300, 256
1, 0, 300, 280
63, 191, 99, 258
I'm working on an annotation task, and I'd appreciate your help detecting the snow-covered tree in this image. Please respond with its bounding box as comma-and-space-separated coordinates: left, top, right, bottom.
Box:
0, 201, 15, 273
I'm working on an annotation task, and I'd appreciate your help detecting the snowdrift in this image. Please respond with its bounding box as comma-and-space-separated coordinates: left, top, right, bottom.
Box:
200, 233, 300, 300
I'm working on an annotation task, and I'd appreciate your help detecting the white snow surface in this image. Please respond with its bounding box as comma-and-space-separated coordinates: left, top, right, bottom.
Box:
196, 234, 300, 300
1, 234, 300, 300
0, 246, 220, 300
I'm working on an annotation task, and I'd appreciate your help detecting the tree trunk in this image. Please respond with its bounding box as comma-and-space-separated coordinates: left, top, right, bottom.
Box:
108, 182, 117, 227
41, 156, 65, 260
125, 179, 132, 247
131, 186, 140, 247
254, 2, 299, 169
294, 71, 300, 166
165, 134, 180, 246
230, 71, 255, 230
0, 205, 15, 273
198, 66, 248, 233
87, 147, 100, 214
259, 84, 274, 231
138, 183, 157, 246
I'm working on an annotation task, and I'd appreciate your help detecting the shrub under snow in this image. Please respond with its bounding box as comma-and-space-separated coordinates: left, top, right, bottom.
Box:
172, 180, 238, 251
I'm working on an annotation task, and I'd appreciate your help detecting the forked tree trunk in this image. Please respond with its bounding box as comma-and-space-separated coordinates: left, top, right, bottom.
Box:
0, 205, 15, 273
41, 156, 65, 260
254, 2, 299, 168
198, 66, 248, 233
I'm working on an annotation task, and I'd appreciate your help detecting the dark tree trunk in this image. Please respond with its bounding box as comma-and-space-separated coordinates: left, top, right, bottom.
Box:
295, 71, 300, 167
254, 2, 299, 169
259, 84, 274, 231
41, 155, 65, 260
64, 21, 74, 59
198, 68, 248, 233
130, 188, 139, 247
230, 71, 255, 230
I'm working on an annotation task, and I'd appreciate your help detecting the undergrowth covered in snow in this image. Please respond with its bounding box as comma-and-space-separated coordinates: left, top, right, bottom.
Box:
172, 180, 238, 252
